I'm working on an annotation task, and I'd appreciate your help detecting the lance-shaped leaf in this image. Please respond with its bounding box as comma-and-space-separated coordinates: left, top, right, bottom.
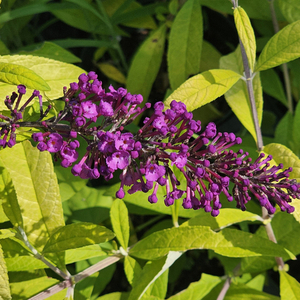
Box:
255, 20, 300, 72
124, 256, 142, 286
129, 226, 290, 260
220, 46, 263, 142
128, 251, 182, 300
110, 199, 130, 250
165, 69, 241, 112
0, 244, 11, 300
233, 6, 256, 71
0, 62, 50, 91
126, 25, 166, 102
0, 55, 85, 110
43, 222, 115, 253
182, 208, 262, 231
166, 273, 222, 300
168, 0, 203, 90
280, 270, 300, 300
0, 141, 64, 252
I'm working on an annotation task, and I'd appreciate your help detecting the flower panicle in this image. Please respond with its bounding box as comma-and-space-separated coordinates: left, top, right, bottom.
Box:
0, 72, 299, 216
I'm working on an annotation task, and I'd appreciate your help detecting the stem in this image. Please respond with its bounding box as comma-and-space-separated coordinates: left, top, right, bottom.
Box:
217, 277, 231, 300
262, 208, 285, 270
28, 254, 122, 300
268, 0, 293, 113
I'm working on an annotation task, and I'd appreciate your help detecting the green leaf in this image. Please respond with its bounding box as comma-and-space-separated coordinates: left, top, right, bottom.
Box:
255, 20, 300, 72
43, 222, 115, 253
274, 112, 294, 150
280, 271, 300, 300
144, 268, 168, 299
96, 292, 129, 300
0, 55, 85, 110
110, 199, 130, 250
124, 256, 142, 286
0, 62, 50, 90
278, 0, 300, 23
168, 0, 203, 90
18, 41, 81, 63
220, 46, 263, 142
263, 143, 300, 181
129, 226, 289, 260
126, 25, 166, 101
128, 252, 182, 300
182, 208, 262, 231
199, 41, 221, 73
292, 101, 300, 154
0, 141, 65, 252
0, 244, 11, 300
233, 6, 256, 71
165, 69, 241, 112
260, 69, 287, 107
166, 273, 222, 300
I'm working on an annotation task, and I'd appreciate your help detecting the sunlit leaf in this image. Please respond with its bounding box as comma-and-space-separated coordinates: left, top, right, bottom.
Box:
165, 69, 241, 112
98, 63, 126, 84
0, 244, 11, 300
124, 256, 142, 286
43, 223, 115, 253
280, 270, 300, 300
233, 6, 256, 71
168, 0, 203, 89
255, 20, 300, 72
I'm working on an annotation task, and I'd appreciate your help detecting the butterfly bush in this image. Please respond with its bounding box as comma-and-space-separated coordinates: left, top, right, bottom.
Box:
1, 72, 299, 217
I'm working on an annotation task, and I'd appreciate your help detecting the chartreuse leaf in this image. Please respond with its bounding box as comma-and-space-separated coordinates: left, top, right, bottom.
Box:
43, 222, 115, 253
0, 62, 50, 91
124, 256, 142, 286
128, 252, 182, 300
165, 69, 241, 112
255, 20, 300, 72
98, 62, 126, 84
0, 244, 11, 300
126, 25, 166, 101
144, 268, 168, 299
110, 199, 130, 250
278, 0, 300, 23
182, 208, 262, 230
0, 141, 65, 252
166, 273, 221, 300
96, 292, 129, 300
220, 46, 263, 142
0, 55, 85, 110
233, 6, 256, 71
168, 0, 203, 90
129, 226, 289, 260
280, 271, 300, 300
263, 143, 300, 181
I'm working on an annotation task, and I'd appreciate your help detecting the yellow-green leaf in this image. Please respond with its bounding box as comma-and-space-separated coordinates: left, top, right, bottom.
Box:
234, 6, 256, 71
255, 20, 300, 72
126, 25, 166, 102
0, 244, 11, 300
263, 143, 300, 181
0, 62, 50, 90
98, 63, 126, 84
124, 256, 142, 286
280, 271, 300, 300
220, 46, 263, 142
110, 199, 130, 250
165, 69, 241, 112
43, 223, 115, 253
168, 0, 203, 90
0, 55, 85, 110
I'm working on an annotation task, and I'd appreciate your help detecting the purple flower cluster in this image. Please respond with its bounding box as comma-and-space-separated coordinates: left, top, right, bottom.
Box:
1, 72, 299, 216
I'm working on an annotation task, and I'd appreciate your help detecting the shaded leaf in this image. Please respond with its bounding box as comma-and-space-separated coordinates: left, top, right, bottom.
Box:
0, 244, 11, 300
233, 6, 256, 70
165, 69, 241, 112
199, 41, 221, 73
126, 25, 166, 102
110, 199, 130, 249
43, 222, 115, 253
278, 0, 300, 23
129, 226, 289, 260
98, 63, 126, 84
168, 0, 203, 89
255, 20, 300, 72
